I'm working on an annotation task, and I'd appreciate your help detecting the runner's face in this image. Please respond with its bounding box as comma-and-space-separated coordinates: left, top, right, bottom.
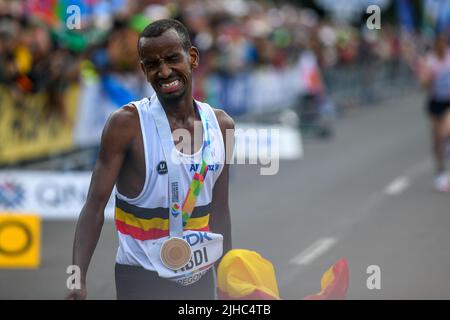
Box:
139, 29, 199, 104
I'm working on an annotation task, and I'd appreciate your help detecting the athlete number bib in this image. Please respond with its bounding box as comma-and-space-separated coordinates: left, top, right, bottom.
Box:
147, 230, 223, 286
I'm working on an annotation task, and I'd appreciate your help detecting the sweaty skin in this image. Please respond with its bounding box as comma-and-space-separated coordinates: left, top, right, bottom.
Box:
66, 29, 234, 300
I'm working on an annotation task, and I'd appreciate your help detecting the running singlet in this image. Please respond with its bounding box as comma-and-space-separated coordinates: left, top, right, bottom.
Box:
114, 96, 225, 273
426, 49, 450, 101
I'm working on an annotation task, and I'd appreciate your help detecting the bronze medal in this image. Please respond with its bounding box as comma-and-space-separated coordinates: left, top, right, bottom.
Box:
160, 237, 192, 270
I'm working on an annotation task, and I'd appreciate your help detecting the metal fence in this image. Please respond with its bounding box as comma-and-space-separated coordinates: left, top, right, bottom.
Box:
324, 59, 416, 112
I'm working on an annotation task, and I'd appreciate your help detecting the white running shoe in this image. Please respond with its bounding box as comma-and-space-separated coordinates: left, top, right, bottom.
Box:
434, 172, 450, 192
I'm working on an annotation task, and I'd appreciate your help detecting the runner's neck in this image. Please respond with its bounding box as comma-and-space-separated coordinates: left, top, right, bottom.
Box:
162, 99, 200, 126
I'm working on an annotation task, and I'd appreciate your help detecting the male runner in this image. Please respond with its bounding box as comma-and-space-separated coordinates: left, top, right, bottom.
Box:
66, 19, 234, 299
419, 33, 450, 192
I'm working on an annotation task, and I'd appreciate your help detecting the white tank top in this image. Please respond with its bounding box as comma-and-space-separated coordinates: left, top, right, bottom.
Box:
426, 49, 450, 101
114, 95, 225, 270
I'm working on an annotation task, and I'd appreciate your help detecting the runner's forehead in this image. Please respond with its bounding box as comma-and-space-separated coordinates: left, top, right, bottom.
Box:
139, 29, 185, 60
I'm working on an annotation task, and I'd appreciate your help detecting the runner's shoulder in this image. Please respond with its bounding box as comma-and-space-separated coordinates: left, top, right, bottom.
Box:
212, 108, 235, 131
106, 104, 140, 131
102, 104, 140, 143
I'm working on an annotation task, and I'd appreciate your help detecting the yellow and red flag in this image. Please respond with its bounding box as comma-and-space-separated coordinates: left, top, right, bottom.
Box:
217, 249, 280, 300
303, 258, 349, 300
217, 249, 349, 300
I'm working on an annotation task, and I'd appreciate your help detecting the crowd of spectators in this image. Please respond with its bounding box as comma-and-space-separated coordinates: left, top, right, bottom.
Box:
0, 0, 416, 116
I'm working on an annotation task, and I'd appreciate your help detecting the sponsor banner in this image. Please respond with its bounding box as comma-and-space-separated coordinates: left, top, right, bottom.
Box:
0, 85, 79, 166
0, 213, 40, 269
234, 123, 303, 162
0, 171, 114, 220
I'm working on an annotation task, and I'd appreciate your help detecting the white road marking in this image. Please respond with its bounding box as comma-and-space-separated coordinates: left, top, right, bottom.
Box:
384, 177, 410, 196
290, 237, 337, 266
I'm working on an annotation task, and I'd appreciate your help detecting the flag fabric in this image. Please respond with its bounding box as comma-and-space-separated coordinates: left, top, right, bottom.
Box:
217, 249, 281, 300
217, 249, 349, 300
27, 0, 59, 27
303, 258, 349, 300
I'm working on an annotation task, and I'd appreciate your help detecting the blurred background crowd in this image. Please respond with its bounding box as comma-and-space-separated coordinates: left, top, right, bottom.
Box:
0, 0, 444, 167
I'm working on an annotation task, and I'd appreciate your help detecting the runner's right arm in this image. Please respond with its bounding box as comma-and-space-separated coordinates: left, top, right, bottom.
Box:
66, 106, 138, 300
418, 56, 434, 91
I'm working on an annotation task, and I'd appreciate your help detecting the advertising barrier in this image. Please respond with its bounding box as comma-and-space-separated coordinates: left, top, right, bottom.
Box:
0, 171, 115, 219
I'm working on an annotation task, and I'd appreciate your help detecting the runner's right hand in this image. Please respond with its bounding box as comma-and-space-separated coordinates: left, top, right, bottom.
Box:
65, 285, 87, 300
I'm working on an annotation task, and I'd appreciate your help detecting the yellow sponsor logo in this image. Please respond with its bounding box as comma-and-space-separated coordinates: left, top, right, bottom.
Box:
0, 214, 40, 268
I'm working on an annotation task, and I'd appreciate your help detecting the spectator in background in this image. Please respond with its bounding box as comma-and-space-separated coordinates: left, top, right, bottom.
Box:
419, 33, 450, 192
295, 33, 335, 139
0, 10, 79, 121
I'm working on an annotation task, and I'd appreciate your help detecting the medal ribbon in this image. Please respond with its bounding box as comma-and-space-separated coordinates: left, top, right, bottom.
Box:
150, 95, 212, 238
181, 105, 211, 226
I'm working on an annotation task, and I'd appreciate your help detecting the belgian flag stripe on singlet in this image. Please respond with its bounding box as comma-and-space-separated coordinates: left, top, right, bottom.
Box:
115, 197, 212, 219
115, 197, 211, 241
115, 219, 210, 241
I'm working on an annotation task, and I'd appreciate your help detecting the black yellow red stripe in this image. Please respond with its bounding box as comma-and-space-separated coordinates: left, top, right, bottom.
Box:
115, 219, 210, 241
115, 197, 211, 219
114, 197, 211, 241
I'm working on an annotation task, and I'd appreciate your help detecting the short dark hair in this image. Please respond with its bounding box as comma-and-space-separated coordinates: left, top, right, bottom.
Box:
138, 19, 192, 56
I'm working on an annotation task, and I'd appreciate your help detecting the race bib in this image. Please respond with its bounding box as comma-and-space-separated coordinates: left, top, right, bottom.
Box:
147, 230, 223, 286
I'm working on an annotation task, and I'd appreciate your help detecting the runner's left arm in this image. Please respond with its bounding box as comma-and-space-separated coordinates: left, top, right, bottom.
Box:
210, 109, 235, 262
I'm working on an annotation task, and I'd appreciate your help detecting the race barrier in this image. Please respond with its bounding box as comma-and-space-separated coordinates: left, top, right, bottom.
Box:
0, 171, 115, 219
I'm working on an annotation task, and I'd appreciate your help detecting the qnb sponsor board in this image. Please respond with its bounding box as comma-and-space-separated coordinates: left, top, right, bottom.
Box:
0, 171, 115, 220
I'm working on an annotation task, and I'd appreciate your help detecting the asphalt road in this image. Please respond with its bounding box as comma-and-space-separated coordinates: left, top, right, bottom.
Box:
1, 89, 449, 300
